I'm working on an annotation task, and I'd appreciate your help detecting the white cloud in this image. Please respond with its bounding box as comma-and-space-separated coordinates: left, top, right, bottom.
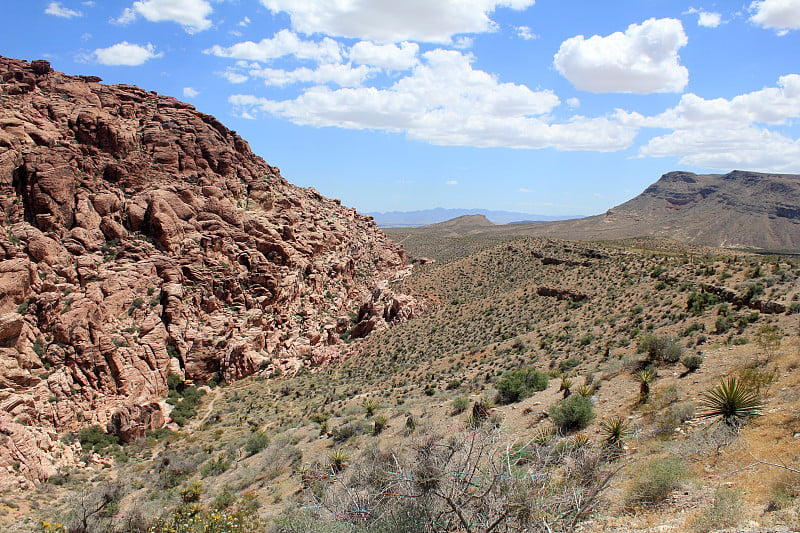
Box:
45, 2, 82, 17
219, 69, 249, 84
239, 16, 250, 27
350, 41, 419, 70
619, 74, 800, 129
516, 26, 539, 40
258, 0, 536, 44
446, 180, 458, 185
619, 74, 800, 171
518, 187, 532, 192
554, 18, 689, 94
117, 0, 212, 33
229, 49, 637, 151
640, 126, 800, 172
183, 87, 199, 98
750, 0, 800, 34
206, 30, 342, 63
566, 97, 580, 108
93, 42, 162, 66
250, 63, 374, 87
686, 7, 722, 27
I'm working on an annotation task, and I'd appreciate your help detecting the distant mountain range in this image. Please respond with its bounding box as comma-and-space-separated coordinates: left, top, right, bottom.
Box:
366, 208, 582, 227
389, 171, 800, 252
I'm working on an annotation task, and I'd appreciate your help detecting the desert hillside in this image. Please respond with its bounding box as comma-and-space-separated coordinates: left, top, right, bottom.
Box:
6, 233, 799, 532
0, 56, 419, 492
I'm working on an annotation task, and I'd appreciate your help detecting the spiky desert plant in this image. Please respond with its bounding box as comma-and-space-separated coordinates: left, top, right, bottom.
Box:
361, 398, 379, 416
328, 449, 349, 473
532, 426, 555, 445
574, 384, 593, 397
599, 416, 630, 449
559, 377, 573, 398
634, 369, 656, 403
698, 377, 762, 426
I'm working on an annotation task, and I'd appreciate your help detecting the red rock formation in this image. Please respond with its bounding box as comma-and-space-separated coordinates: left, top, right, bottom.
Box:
0, 56, 418, 490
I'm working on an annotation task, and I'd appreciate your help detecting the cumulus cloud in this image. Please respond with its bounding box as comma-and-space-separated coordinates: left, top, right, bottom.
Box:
349, 41, 419, 70
618, 74, 800, 171
750, 0, 800, 34
116, 0, 212, 33
229, 49, 637, 151
93, 42, 162, 66
45, 2, 82, 18
183, 87, 199, 98
258, 0, 536, 43
685, 7, 722, 27
249, 63, 374, 87
620, 74, 800, 129
554, 18, 689, 94
640, 127, 800, 172
206, 30, 342, 63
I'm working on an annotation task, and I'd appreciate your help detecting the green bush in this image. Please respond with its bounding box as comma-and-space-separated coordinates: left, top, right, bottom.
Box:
548, 394, 595, 433
681, 354, 703, 372
244, 432, 270, 456
450, 396, 470, 415
628, 456, 687, 505
637, 335, 683, 364
77, 425, 119, 452
495, 367, 549, 404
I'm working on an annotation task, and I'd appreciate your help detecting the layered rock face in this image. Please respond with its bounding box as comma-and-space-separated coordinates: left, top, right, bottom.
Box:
0, 56, 416, 489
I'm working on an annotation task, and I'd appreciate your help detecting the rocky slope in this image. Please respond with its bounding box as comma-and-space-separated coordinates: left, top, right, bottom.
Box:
0, 56, 419, 490
403, 171, 800, 251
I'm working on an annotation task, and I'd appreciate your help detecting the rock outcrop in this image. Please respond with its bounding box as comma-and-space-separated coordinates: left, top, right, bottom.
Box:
0, 56, 417, 490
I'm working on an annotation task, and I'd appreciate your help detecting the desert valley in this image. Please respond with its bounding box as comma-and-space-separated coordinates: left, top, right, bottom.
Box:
0, 53, 799, 533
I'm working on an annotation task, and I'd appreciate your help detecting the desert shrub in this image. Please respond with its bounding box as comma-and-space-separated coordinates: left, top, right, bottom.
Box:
788, 302, 800, 314
149, 494, 266, 532
691, 487, 742, 532
687, 292, 719, 316
77, 425, 119, 453
681, 354, 703, 372
628, 456, 687, 505
548, 394, 595, 433
450, 396, 470, 415
637, 335, 682, 364
495, 367, 549, 404
715, 316, 731, 334
201, 455, 231, 478
372, 416, 388, 435
244, 432, 270, 456
332, 421, 368, 443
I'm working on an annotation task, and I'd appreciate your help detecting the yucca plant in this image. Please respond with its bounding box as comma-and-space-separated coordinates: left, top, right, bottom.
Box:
574, 384, 593, 397
559, 377, 573, 398
699, 377, 762, 426
328, 449, 350, 473
361, 398, 379, 416
599, 416, 630, 449
634, 369, 656, 403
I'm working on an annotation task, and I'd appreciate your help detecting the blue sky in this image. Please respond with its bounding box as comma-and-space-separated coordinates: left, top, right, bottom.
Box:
2, 0, 799, 216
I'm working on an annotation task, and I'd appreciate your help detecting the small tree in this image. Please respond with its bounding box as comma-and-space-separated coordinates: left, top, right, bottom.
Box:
495, 367, 549, 404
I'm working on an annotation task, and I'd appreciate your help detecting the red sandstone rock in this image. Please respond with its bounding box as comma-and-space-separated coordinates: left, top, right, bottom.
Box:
0, 55, 419, 490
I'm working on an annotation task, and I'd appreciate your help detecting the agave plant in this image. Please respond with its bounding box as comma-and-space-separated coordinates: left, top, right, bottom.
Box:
599, 416, 630, 448
699, 377, 762, 426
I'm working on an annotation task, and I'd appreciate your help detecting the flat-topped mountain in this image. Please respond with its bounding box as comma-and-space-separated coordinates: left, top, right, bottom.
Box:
397, 171, 800, 251
0, 56, 418, 490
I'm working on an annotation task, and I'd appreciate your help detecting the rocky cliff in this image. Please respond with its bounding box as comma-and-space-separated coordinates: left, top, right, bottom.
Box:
0, 56, 419, 490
